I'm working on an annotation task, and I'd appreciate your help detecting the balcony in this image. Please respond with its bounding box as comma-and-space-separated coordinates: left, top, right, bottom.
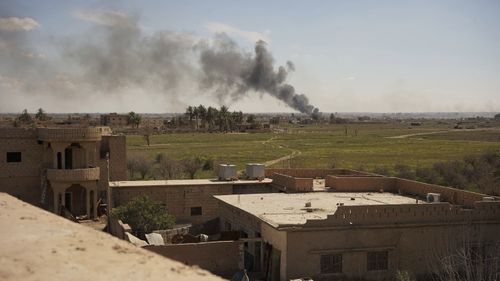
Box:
37, 128, 102, 142
46, 167, 100, 182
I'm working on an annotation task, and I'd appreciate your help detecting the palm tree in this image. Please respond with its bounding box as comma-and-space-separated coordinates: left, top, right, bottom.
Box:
185, 106, 194, 128
206, 106, 217, 130
197, 105, 207, 130
35, 108, 49, 121
218, 106, 229, 132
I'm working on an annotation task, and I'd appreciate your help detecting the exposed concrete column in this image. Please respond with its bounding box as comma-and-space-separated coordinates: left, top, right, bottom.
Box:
51, 143, 66, 169
53, 192, 59, 213
86, 187, 91, 219
93, 188, 98, 219
51, 183, 64, 214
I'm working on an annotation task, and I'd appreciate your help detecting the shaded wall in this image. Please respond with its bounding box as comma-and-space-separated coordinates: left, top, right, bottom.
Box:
144, 241, 243, 278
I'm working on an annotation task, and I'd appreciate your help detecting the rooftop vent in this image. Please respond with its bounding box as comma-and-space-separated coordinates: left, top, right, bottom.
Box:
218, 164, 237, 181
426, 193, 441, 203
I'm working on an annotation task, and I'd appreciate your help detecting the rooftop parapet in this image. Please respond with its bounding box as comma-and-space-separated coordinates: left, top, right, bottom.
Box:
301, 201, 500, 229
37, 127, 102, 142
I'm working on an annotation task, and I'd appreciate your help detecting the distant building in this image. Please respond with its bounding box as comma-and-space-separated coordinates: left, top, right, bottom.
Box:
100, 113, 129, 127
0, 126, 127, 218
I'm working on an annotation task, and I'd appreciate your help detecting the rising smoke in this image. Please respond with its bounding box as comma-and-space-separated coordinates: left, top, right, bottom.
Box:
0, 10, 318, 114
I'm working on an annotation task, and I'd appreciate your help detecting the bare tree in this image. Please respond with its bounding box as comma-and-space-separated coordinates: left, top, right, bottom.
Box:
182, 157, 203, 179
127, 155, 152, 179
154, 153, 181, 179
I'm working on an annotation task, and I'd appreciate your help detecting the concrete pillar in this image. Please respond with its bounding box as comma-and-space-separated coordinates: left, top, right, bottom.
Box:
61, 190, 66, 207
86, 188, 91, 218
53, 192, 59, 213
93, 188, 98, 219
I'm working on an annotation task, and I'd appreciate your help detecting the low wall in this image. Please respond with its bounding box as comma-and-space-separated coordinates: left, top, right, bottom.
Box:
324, 176, 496, 207
272, 173, 313, 192
108, 216, 132, 240
144, 241, 243, 278
302, 201, 500, 228
266, 168, 370, 178
395, 178, 488, 207
326, 176, 394, 192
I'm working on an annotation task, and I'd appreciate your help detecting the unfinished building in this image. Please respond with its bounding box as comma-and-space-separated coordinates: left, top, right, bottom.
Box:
0, 127, 127, 218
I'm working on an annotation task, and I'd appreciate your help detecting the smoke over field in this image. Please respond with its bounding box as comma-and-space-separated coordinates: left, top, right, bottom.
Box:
0, 10, 318, 113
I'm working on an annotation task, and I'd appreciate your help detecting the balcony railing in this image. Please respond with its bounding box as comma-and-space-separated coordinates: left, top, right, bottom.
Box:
46, 167, 100, 182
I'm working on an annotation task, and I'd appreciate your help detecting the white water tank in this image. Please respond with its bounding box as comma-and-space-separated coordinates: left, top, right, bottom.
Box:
246, 163, 265, 179
218, 164, 237, 180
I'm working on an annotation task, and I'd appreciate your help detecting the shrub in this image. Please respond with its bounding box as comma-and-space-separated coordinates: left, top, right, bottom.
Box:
111, 196, 175, 237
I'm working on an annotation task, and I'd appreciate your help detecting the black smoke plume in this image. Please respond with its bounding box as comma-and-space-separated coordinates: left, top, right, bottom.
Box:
0, 10, 318, 113
199, 35, 318, 114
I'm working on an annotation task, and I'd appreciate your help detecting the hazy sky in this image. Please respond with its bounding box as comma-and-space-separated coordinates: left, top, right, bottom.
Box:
1, 0, 499, 113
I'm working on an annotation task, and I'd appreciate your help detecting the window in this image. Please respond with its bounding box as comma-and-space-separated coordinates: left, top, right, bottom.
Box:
321, 254, 342, 274
6, 152, 22, 163
367, 251, 388, 271
190, 206, 202, 216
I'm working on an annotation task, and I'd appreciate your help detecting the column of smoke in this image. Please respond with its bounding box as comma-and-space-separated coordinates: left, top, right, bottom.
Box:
0, 11, 319, 114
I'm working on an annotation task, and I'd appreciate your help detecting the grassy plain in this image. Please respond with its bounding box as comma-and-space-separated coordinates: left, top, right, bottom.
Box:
127, 122, 500, 178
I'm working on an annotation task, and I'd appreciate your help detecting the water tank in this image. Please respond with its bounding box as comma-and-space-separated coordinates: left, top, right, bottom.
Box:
246, 163, 265, 180
218, 164, 237, 180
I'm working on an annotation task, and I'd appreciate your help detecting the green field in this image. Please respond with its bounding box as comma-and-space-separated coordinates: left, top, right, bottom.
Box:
127, 123, 500, 178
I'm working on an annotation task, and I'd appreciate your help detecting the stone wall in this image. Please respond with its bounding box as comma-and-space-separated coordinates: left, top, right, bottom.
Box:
144, 241, 242, 278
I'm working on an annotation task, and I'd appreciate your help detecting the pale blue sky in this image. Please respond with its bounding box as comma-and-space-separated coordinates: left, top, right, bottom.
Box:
1, 0, 499, 113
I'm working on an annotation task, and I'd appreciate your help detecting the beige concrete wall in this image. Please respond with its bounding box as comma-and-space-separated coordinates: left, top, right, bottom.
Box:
109, 216, 132, 240
266, 168, 373, 178
326, 176, 394, 192
144, 241, 242, 278
112, 184, 234, 225
0, 129, 43, 204
106, 135, 127, 181
272, 173, 313, 192
285, 223, 500, 281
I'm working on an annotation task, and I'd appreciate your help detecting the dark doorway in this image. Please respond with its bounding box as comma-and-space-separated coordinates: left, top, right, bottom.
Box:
64, 148, 72, 169
64, 192, 72, 212
57, 152, 62, 169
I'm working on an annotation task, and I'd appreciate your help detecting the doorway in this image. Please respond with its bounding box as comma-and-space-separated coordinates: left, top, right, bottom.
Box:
64, 148, 73, 169
64, 192, 72, 212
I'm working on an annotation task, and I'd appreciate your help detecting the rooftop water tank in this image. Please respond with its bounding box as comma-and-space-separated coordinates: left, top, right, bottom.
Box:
246, 163, 265, 180
218, 164, 237, 181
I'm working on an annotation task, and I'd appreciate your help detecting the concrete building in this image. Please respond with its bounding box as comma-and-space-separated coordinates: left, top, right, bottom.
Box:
109, 178, 273, 225
0, 127, 127, 218
0, 192, 224, 281
215, 171, 500, 281
100, 113, 129, 127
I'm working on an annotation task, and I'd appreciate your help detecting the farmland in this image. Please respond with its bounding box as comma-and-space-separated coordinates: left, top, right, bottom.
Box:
127, 122, 500, 178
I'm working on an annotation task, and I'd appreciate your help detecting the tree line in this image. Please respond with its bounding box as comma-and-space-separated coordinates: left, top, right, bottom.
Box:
127, 153, 215, 180
371, 150, 500, 196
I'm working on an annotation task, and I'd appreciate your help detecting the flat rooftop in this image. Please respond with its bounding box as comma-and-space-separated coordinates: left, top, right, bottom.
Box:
215, 192, 423, 227
110, 178, 272, 188
0, 193, 223, 281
